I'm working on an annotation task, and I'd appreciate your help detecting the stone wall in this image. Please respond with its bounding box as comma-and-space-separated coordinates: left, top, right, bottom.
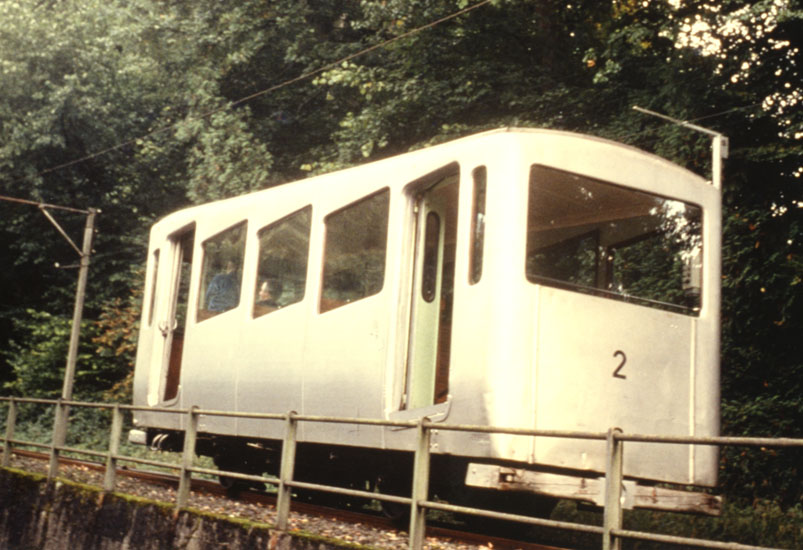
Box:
0, 468, 363, 550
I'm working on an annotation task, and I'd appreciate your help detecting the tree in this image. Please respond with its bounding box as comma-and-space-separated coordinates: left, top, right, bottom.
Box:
303, 0, 802, 504
0, 0, 280, 387
0, 0, 799, 505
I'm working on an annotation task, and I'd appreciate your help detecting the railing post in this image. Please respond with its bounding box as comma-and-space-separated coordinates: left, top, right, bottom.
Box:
103, 405, 124, 493
276, 412, 298, 531
408, 418, 431, 550
603, 427, 624, 550
48, 399, 68, 480
2, 398, 17, 467
176, 406, 199, 509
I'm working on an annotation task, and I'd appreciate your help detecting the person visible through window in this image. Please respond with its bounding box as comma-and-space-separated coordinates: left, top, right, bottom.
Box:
252, 207, 311, 319
198, 221, 247, 321
254, 278, 283, 316
206, 260, 240, 313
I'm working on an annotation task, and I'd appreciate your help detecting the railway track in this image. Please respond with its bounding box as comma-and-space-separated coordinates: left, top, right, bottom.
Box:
7, 449, 570, 550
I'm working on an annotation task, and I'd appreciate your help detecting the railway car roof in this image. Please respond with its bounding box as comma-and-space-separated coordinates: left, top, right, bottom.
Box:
152, 127, 710, 231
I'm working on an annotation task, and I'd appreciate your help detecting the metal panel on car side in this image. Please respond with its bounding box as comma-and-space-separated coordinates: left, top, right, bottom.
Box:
531, 285, 716, 485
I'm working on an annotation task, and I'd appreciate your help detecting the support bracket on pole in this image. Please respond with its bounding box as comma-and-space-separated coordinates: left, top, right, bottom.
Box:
632, 105, 728, 190
38, 205, 83, 257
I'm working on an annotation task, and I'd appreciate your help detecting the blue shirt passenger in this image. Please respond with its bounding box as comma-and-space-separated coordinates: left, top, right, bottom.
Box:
206, 262, 240, 312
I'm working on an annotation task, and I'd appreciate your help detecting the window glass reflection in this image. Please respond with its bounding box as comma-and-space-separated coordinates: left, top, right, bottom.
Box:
526, 165, 702, 314
422, 211, 441, 303
254, 207, 311, 318
198, 222, 247, 321
469, 166, 487, 284
321, 189, 390, 313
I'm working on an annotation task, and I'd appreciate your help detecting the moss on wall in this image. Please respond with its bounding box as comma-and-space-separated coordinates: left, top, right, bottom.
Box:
0, 468, 377, 550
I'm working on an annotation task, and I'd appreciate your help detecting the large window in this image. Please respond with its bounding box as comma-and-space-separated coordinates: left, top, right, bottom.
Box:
198, 222, 247, 321
320, 189, 390, 313
526, 165, 703, 314
253, 207, 311, 318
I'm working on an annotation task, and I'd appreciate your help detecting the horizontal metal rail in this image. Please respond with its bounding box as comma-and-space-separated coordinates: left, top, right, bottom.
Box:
116, 455, 182, 471
614, 527, 779, 550
616, 432, 803, 447
4, 439, 50, 450
1, 395, 801, 550
424, 499, 605, 534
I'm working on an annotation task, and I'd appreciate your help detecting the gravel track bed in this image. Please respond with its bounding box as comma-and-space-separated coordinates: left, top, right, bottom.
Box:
5, 453, 502, 550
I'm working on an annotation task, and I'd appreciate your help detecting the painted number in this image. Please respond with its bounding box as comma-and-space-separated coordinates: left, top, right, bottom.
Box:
613, 350, 627, 379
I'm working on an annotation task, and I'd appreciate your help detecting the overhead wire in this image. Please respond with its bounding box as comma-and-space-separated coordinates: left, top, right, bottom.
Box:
7, 0, 783, 185
23, 0, 494, 183
685, 103, 765, 124
622, 101, 765, 145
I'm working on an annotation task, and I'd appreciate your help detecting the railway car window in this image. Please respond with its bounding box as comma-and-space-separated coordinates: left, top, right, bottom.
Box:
530, 231, 599, 287
253, 207, 311, 318
469, 166, 487, 284
197, 222, 247, 321
526, 165, 703, 314
147, 249, 159, 326
422, 211, 441, 302
320, 189, 389, 313
173, 243, 193, 331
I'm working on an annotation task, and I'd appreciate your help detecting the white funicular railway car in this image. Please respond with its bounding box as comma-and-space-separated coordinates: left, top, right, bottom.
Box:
130, 128, 721, 514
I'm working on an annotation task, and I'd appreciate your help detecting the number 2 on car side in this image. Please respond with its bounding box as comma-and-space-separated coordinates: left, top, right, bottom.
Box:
613, 350, 627, 379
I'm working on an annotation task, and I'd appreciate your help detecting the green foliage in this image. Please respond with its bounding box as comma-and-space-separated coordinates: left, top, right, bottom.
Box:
311, 0, 607, 166
549, 498, 803, 549
720, 396, 803, 509
177, 100, 273, 204
627, 500, 803, 549
0, 0, 188, 330
92, 279, 144, 403
2, 310, 100, 399
1, 402, 56, 449
719, 203, 802, 505
537, 497, 803, 549
2, 288, 141, 401
0, 0, 800, 513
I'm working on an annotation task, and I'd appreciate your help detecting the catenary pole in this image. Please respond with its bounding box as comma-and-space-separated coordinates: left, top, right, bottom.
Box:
0, 195, 97, 477
61, 208, 97, 400
0, 196, 97, 399
47, 207, 97, 478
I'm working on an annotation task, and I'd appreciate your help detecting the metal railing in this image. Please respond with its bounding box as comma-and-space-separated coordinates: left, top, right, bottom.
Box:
1, 395, 801, 550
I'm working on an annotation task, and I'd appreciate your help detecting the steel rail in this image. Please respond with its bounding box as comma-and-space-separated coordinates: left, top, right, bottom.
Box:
423, 500, 604, 535
4, 439, 50, 451
114, 455, 181, 471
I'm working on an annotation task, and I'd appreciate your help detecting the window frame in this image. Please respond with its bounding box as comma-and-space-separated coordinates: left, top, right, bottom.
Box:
252, 206, 312, 319
525, 164, 704, 316
196, 220, 248, 322
319, 188, 391, 314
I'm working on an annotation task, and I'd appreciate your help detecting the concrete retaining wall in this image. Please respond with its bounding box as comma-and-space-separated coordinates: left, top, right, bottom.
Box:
0, 468, 365, 550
